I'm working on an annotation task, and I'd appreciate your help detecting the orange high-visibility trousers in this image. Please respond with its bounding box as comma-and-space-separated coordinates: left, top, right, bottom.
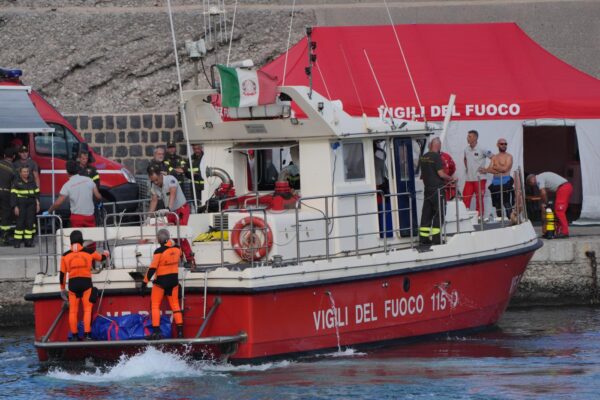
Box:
68, 288, 93, 334
150, 284, 183, 327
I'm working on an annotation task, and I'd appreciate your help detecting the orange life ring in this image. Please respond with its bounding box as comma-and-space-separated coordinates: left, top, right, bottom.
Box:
230, 216, 273, 262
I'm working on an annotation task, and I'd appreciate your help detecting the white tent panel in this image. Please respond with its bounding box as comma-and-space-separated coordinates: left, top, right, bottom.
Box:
575, 120, 600, 221
442, 120, 525, 216
0, 86, 52, 133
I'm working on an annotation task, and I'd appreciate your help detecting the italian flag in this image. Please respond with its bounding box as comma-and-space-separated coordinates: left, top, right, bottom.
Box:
216, 65, 278, 108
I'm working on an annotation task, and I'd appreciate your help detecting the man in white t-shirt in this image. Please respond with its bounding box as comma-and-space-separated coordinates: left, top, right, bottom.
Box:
47, 160, 102, 227
527, 172, 573, 238
462, 130, 491, 215
147, 165, 193, 265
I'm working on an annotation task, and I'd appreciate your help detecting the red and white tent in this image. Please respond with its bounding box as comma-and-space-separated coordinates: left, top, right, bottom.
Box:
262, 23, 600, 221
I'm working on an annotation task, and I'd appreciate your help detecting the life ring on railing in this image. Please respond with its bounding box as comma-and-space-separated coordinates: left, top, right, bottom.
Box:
231, 216, 273, 262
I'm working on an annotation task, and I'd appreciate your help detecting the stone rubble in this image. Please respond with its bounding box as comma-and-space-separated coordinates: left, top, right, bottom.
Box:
1, 2, 315, 113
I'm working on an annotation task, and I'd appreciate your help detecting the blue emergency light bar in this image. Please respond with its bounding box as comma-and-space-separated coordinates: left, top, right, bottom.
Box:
0, 67, 23, 79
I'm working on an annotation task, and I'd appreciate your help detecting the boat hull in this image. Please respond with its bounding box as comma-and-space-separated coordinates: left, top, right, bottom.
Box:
30, 247, 537, 362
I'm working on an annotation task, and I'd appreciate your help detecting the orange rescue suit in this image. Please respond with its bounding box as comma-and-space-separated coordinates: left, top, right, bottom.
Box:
144, 240, 183, 328
60, 243, 103, 335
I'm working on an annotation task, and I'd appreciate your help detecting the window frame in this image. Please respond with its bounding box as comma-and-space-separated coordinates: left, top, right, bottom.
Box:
342, 141, 366, 182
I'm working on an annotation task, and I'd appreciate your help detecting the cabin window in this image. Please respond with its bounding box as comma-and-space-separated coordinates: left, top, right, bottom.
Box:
399, 144, 411, 182
34, 123, 79, 159
343, 142, 365, 181
247, 146, 299, 191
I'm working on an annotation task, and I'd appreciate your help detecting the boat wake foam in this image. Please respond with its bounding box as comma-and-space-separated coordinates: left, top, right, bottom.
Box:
316, 348, 366, 358
47, 347, 209, 382
46, 347, 293, 382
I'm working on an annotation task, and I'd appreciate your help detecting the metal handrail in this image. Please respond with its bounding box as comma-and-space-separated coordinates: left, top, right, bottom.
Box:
103, 209, 181, 244
293, 190, 416, 265
36, 214, 64, 275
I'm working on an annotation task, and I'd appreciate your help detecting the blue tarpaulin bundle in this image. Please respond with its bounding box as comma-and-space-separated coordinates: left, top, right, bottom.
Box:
69, 314, 172, 341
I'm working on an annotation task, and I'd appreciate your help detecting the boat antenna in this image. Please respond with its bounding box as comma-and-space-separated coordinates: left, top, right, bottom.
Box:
226, 0, 239, 66
305, 26, 317, 99
220, 0, 227, 44
364, 48, 395, 129
203, 0, 208, 42
166, 0, 198, 207
383, 0, 425, 123
282, 0, 297, 86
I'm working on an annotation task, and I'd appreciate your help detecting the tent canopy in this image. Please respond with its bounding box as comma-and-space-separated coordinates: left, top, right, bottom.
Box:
262, 23, 600, 121
0, 86, 53, 133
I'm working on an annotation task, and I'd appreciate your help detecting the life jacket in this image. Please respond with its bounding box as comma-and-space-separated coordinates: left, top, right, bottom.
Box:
148, 239, 181, 278
60, 243, 102, 280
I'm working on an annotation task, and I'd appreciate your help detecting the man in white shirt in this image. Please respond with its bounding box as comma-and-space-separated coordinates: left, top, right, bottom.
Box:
462, 130, 491, 215
47, 160, 102, 227
527, 172, 573, 238
148, 166, 194, 265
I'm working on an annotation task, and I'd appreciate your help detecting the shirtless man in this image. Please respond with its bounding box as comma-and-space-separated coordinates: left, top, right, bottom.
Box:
479, 138, 513, 218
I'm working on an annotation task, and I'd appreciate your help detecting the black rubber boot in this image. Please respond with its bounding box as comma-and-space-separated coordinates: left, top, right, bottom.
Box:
176, 324, 184, 339
13, 240, 21, 248
83, 332, 93, 341
145, 326, 162, 341
24, 240, 34, 248
68, 334, 79, 342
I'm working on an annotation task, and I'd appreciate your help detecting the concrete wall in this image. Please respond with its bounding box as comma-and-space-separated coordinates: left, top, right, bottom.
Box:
64, 113, 183, 175
513, 237, 600, 306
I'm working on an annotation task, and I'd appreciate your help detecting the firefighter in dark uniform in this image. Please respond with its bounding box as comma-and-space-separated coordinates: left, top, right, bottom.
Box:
164, 141, 188, 184
0, 148, 16, 245
77, 149, 100, 189
148, 146, 170, 175
189, 144, 204, 205
11, 165, 40, 248
419, 138, 455, 246
142, 229, 184, 340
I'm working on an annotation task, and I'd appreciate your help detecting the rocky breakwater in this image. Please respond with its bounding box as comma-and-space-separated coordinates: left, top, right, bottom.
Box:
0, 1, 315, 113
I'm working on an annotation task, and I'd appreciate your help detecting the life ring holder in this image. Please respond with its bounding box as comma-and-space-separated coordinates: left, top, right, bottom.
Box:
230, 216, 273, 262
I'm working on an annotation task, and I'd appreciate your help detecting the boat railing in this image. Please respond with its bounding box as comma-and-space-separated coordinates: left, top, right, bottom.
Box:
36, 214, 64, 275
102, 210, 182, 268
102, 198, 151, 225
294, 190, 416, 265
434, 166, 529, 243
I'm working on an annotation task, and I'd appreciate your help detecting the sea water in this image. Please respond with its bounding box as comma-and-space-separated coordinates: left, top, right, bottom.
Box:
2, 307, 600, 399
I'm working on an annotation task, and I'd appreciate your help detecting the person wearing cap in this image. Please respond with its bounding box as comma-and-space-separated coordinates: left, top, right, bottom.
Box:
527, 172, 573, 238
76, 149, 100, 189
148, 146, 170, 175
164, 141, 188, 184
60, 230, 109, 341
188, 144, 205, 206
10, 165, 39, 248
147, 165, 194, 266
46, 160, 103, 228
13, 145, 40, 188
142, 229, 184, 340
0, 148, 16, 245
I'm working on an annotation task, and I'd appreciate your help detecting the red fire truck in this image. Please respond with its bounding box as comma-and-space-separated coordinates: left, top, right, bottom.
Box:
0, 67, 138, 214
